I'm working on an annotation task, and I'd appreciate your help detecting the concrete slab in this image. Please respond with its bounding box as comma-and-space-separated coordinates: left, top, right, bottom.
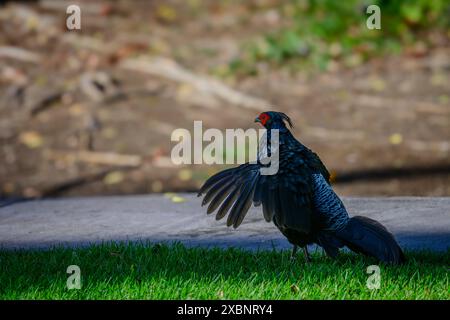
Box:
0, 195, 448, 251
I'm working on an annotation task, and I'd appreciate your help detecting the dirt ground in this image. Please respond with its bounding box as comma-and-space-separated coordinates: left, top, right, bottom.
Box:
0, 1, 449, 198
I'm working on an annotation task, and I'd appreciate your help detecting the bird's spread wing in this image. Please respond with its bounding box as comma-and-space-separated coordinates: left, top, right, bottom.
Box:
198, 154, 314, 232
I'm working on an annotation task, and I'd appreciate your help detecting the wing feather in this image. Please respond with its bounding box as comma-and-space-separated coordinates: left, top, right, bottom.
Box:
201, 175, 236, 207
227, 172, 259, 228
199, 146, 316, 234
216, 185, 241, 220
206, 178, 239, 214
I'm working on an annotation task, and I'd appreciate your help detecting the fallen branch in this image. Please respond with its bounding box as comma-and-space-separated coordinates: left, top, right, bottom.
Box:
334, 163, 450, 183
41, 167, 134, 197
40, 0, 110, 15
62, 34, 117, 53
46, 150, 142, 167
0, 46, 41, 63
353, 94, 450, 114
79, 72, 161, 104
29, 91, 63, 117
304, 126, 366, 141
407, 140, 450, 153
120, 57, 268, 110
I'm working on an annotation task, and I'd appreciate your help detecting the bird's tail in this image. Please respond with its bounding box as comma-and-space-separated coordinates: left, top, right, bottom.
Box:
336, 216, 406, 265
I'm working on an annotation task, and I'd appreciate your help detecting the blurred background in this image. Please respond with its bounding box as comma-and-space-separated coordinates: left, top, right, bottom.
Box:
0, 0, 449, 199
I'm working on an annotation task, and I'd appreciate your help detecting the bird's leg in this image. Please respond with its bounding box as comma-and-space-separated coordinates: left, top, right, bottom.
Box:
290, 245, 298, 261
303, 246, 311, 263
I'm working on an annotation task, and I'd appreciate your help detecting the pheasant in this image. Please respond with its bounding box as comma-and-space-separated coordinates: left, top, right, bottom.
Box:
198, 111, 405, 264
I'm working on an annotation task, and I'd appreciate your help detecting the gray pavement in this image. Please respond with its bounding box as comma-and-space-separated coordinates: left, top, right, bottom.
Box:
0, 195, 449, 251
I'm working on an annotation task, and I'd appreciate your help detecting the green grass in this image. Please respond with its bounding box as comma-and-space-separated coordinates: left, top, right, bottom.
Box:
223, 0, 450, 76
0, 242, 448, 299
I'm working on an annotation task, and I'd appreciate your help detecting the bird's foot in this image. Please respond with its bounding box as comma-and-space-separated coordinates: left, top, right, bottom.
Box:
303, 246, 312, 264
290, 245, 298, 263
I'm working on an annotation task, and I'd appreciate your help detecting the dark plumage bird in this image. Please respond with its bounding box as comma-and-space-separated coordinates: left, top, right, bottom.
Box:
198, 111, 405, 264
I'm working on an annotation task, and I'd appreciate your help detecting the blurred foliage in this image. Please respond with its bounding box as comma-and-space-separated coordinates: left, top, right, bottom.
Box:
227, 0, 450, 75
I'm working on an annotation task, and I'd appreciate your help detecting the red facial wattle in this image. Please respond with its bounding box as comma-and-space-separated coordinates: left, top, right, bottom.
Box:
259, 113, 270, 126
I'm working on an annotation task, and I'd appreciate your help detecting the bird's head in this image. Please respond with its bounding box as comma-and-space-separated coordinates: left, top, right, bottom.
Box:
255, 111, 293, 130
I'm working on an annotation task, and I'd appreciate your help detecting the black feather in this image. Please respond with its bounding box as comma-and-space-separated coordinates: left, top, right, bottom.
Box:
336, 216, 405, 264
261, 183, 275, 222
216, 184, 241, 220
201, 175, 236, 206
206, 178, 238, 214
279, 112, 293, 128
197, 167, 235, 196
252, 175, 265, 207
272, 187, 284, 227
227, 172, 259, 228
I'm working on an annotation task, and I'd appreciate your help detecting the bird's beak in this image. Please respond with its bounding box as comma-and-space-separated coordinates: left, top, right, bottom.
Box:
254, 117, 261, 123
